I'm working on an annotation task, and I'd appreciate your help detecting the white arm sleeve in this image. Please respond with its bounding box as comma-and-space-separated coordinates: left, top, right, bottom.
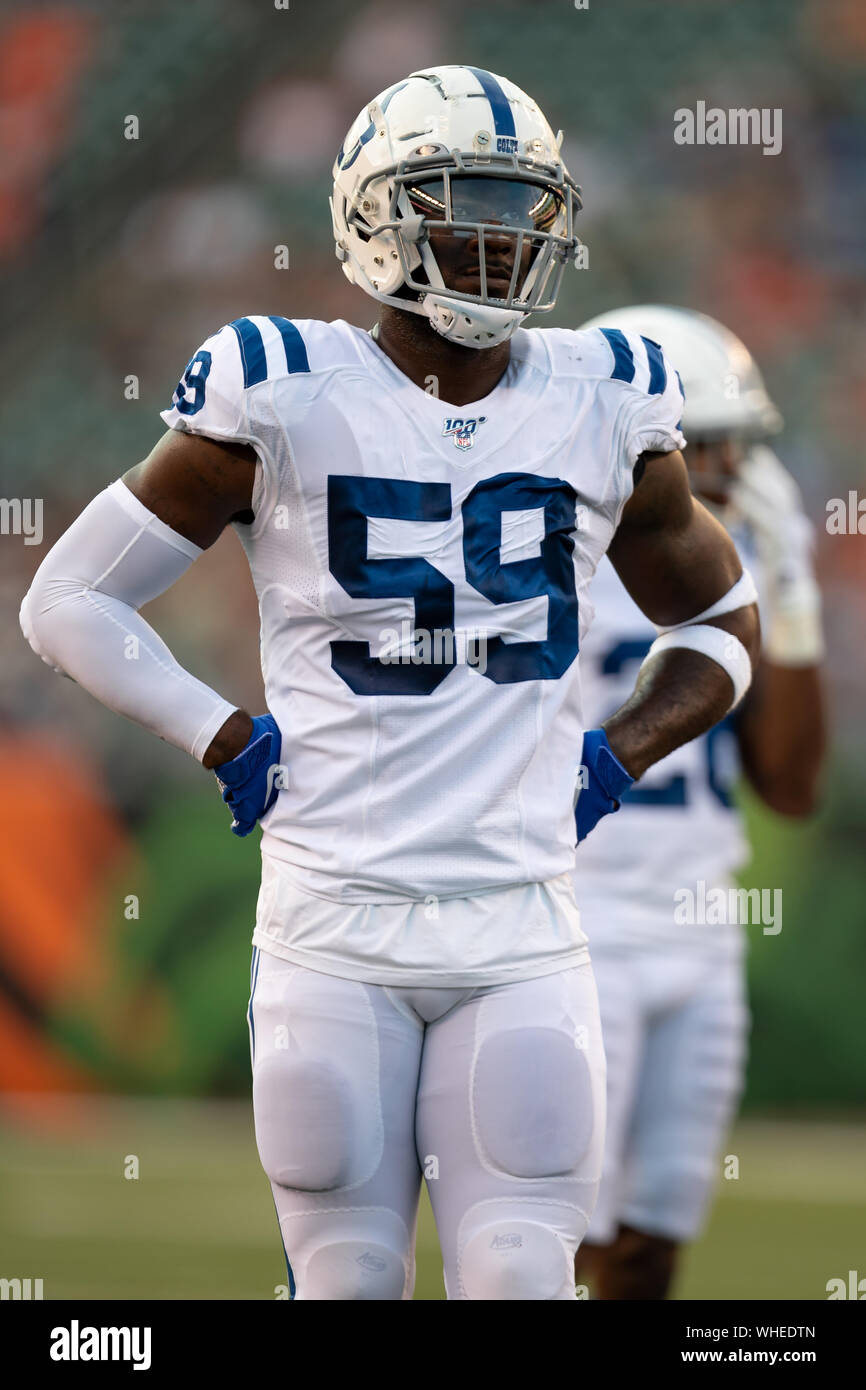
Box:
19, 479, 239, 763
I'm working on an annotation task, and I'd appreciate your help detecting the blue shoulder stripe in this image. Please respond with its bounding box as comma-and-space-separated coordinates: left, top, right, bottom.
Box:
229, 318, 267, 388
269, 316, 310, 374
599, 327, 636, 384
641, 335, 667, 395
229, 316, 310, 387
467, 67, 516, 139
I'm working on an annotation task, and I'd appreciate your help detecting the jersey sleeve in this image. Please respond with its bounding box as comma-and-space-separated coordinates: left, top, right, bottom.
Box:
160, 323, 248, 441
159, 316, 311, 531
595, 327, 687, 464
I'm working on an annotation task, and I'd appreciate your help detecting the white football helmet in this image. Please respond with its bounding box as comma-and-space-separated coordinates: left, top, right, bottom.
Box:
578, 304, 783, 439
330, 65, 582, 348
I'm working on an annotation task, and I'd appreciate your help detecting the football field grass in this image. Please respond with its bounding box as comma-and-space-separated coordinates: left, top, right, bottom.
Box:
0, 1097, 862, 1300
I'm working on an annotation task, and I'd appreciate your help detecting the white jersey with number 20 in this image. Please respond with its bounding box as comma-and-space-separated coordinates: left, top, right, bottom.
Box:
573, 541, 758, 954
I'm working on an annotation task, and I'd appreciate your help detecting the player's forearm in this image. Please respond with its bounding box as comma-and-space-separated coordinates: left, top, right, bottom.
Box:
202, 710, 254, 768
20, 481, 241, 763
603, 609, 759, 779
736, 661, 825, 815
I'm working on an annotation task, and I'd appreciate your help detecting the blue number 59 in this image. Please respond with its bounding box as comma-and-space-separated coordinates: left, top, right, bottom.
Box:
327, 471, 580, 695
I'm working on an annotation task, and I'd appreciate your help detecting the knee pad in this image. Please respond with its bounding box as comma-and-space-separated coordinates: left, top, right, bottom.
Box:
254, 1052, 367, 1191
460, 1218, 573, 1301
284, 1208, 411, 1301
473, 1026, 595, 1178
304, 1239, 407, 1301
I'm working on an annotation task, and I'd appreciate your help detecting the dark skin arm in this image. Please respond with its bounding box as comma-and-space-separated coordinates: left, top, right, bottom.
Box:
122, 428, 258, 767
736, 661, 825, 816
603, 450, 760, 779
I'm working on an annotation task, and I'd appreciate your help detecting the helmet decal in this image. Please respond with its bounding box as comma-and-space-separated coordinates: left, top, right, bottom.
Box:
465, 66, 517, 143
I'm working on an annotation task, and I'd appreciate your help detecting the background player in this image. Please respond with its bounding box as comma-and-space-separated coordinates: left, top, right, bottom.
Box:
573, 305, 826, 1299
20, 71, 758, 1299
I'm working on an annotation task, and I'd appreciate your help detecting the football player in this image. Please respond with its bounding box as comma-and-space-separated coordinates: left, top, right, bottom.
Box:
21, 69, 759, 1300
573, 305, 826, 1299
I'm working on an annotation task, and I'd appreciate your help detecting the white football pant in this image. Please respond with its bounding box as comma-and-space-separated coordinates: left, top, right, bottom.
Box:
587, 944, 749, 1245
248, 950, 606, 1299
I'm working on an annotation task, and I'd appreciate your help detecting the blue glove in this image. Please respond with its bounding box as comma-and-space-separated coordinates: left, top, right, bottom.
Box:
575, 728, 634, 843
213, 713, 284, 837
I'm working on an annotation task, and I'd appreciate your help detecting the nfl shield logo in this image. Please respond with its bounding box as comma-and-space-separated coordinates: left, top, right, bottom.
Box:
442, 416, 487, 450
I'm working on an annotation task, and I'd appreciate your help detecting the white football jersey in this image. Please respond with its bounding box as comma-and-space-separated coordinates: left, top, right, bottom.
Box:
161, 315, 684, 980
572, 527, 762, 954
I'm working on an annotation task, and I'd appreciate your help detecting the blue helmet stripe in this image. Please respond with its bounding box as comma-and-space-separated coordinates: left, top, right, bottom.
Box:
641, 336, 667, 395
339, 81, 409, 170
600, 328, 636, 384
338, 120, 376, 172
229, 318, 267, 388
269, 316, 310, 373
467, 67, 516, 138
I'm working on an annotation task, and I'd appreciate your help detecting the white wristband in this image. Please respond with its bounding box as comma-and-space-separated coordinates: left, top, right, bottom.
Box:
644, 624, 753, 709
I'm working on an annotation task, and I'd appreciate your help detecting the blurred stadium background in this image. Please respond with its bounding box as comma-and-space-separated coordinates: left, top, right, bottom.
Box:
1, 0, 864, 1299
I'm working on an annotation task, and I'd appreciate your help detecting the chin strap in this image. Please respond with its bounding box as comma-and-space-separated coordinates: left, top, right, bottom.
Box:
369, 299, 524, 350
424, 294, 524, 349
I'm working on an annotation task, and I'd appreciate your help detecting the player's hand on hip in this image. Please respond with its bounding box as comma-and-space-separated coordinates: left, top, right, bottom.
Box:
575, 727, 634, 843
212, 713, 285, 837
